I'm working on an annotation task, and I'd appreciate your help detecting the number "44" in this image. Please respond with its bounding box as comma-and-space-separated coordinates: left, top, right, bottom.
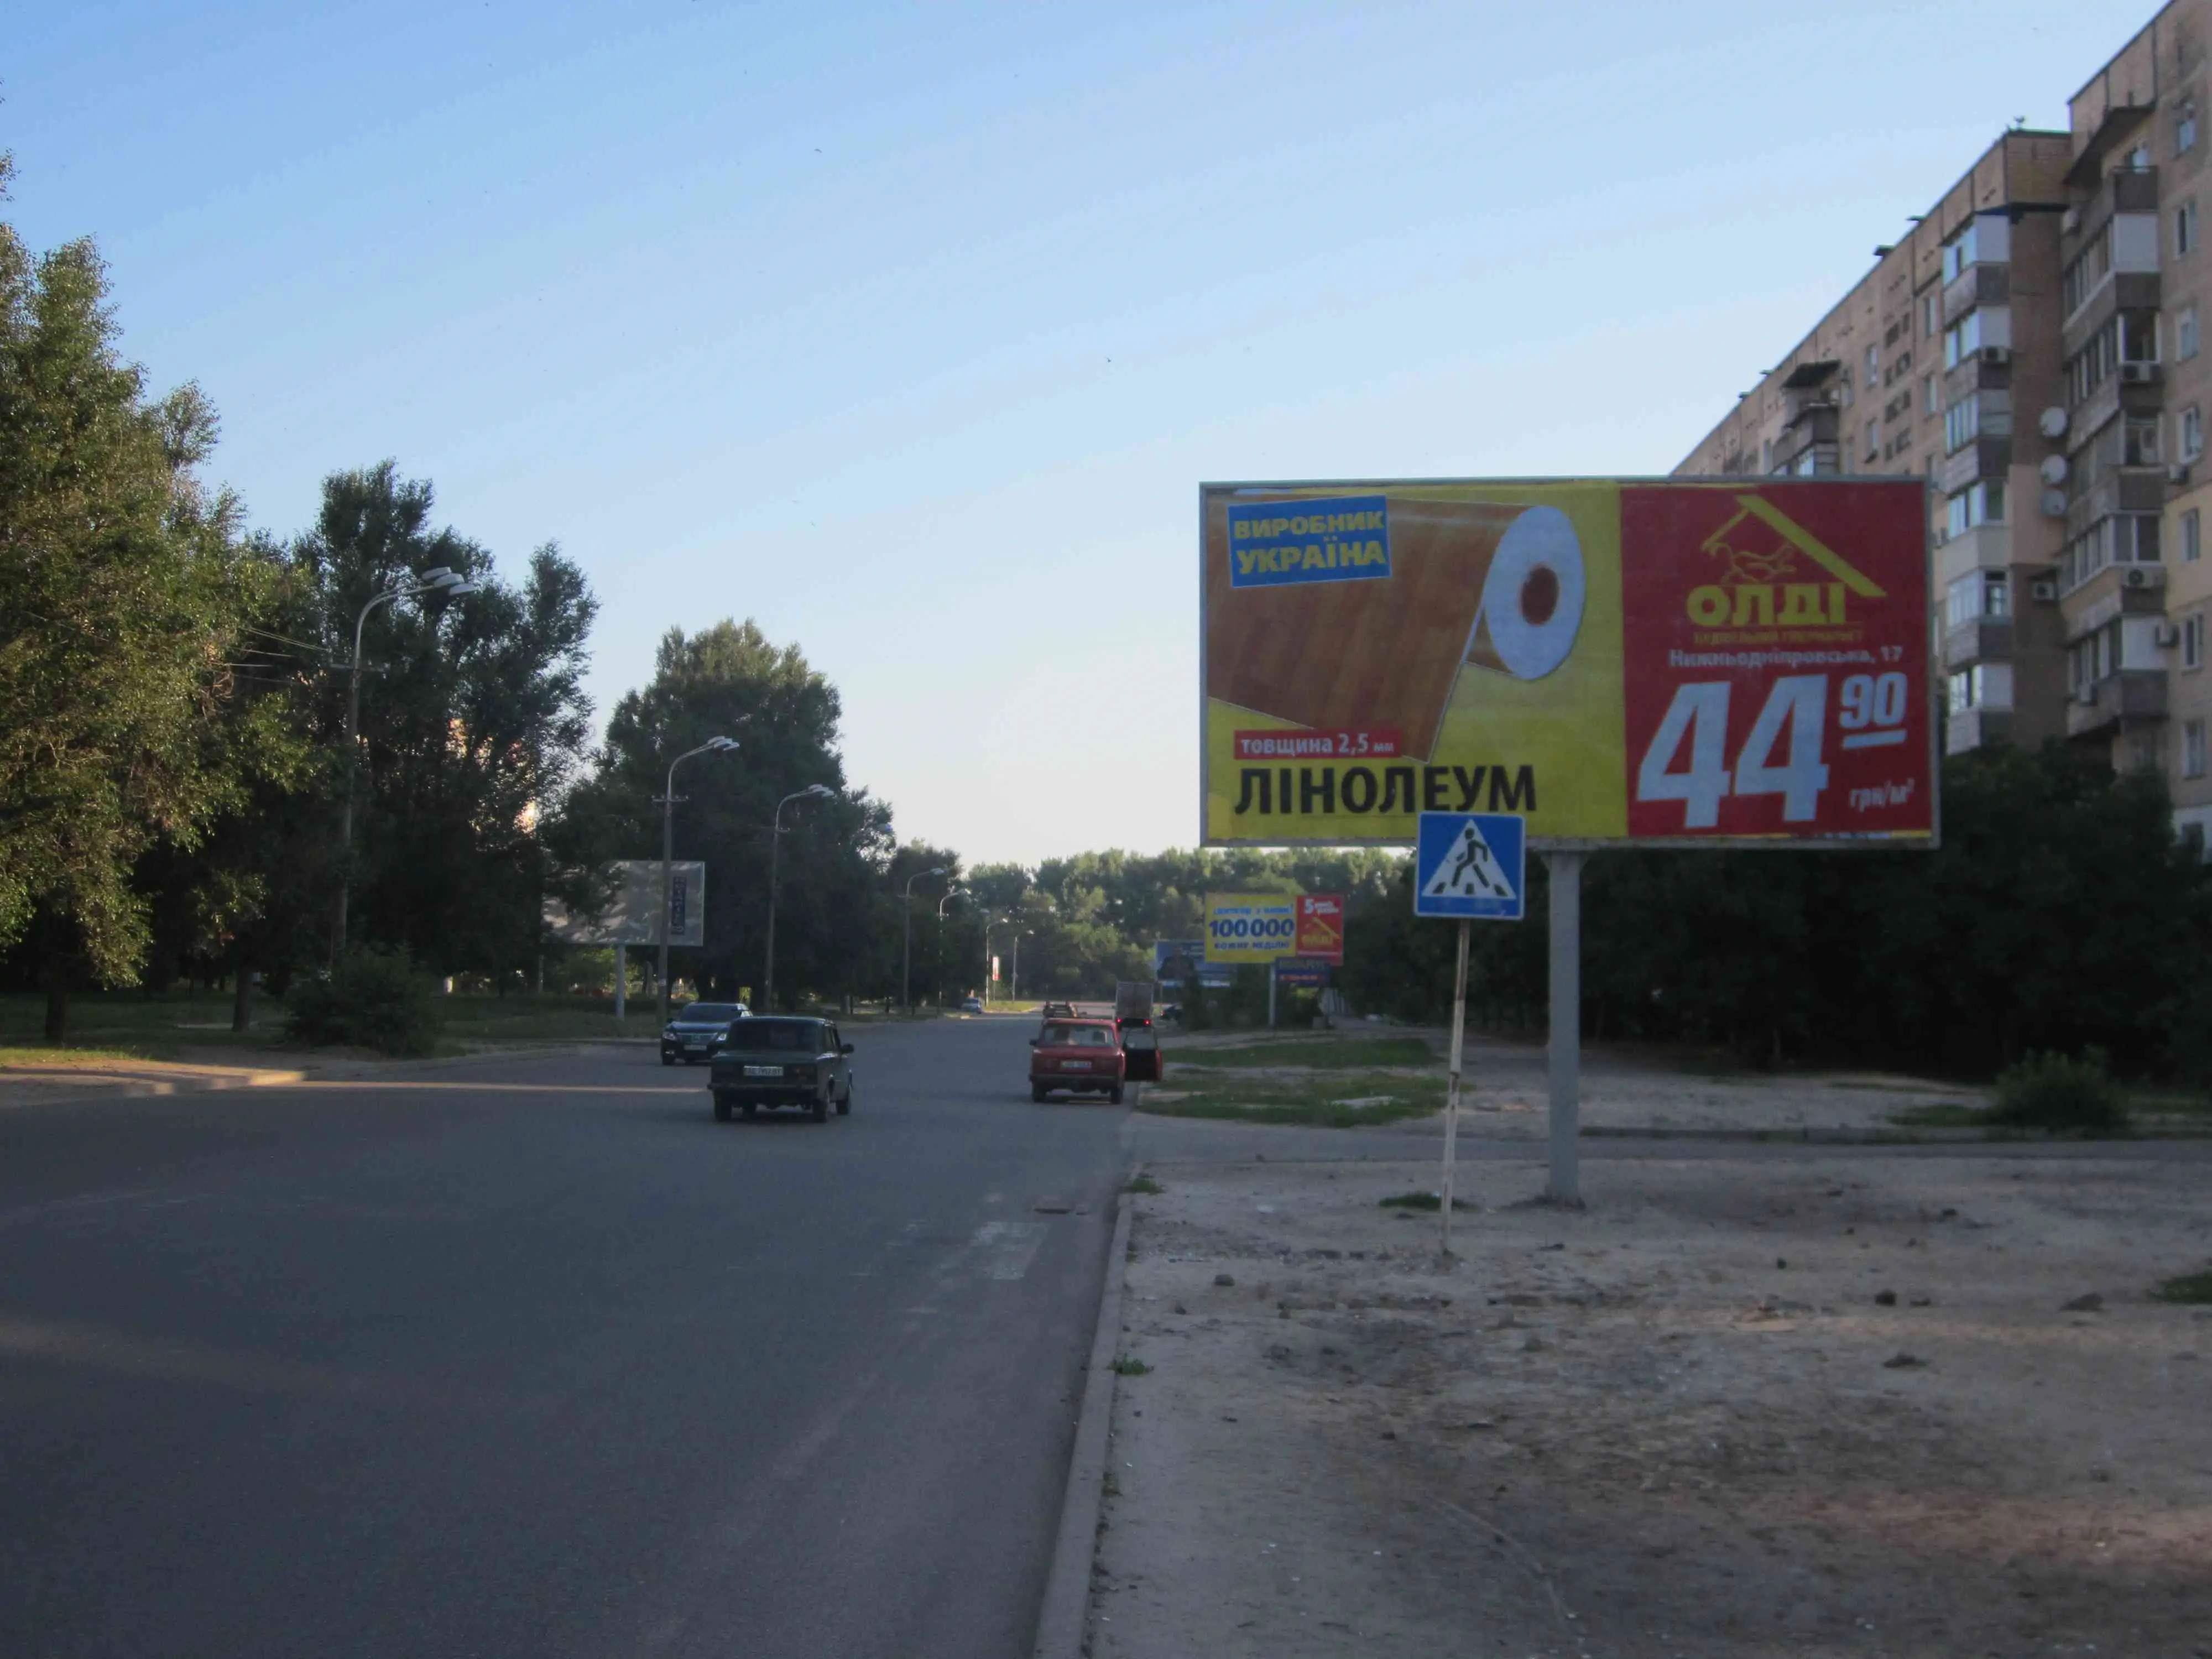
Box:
1637, 676, 1830, 828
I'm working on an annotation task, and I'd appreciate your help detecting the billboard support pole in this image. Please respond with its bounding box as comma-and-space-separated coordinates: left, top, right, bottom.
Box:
614, 944, 627, 1021
1439, 918, 1470, 1256
1546, 852, 1585, 1207
1266, 963, 1277, 1029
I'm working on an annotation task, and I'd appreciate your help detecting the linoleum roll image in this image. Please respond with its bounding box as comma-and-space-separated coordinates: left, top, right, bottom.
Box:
1205, 495, 1587, 761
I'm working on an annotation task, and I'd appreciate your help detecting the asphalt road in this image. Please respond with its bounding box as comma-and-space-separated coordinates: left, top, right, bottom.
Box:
6, 1021, 2203, 1658
0, 1018, 1140, 1659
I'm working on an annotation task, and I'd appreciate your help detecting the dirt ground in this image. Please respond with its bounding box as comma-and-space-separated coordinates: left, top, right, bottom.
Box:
1156, 1029, 1995, 1139
1087, 1152, 2212, 1658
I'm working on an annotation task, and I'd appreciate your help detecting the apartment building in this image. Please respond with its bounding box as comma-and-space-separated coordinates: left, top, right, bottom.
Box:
1677, 1, 2212, 854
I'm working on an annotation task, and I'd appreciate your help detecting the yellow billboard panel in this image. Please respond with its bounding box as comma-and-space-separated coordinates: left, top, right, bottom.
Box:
1201, 894, 1299, 964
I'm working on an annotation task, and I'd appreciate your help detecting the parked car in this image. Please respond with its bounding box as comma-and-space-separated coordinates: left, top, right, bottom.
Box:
661, 1001, 749, 1065
708, 1016, 854, 1123
961, 996, 984, 1014
1029, 1017, 1126, 1103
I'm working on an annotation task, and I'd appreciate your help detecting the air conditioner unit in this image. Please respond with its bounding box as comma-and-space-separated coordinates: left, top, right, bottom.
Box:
2123, 566, 2164, 589
2030, 578, 2059, 602
2120, 362, 2158, 383
2156, 622, 2182, 647
1979, 346, 2012, 367
2062, 206, 2082, 235
2169, 463, 2194, 485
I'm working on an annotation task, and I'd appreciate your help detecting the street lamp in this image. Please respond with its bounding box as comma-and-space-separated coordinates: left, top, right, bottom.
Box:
331, 568, 479, 967
935, 886, 971, 1007
901, 865, 948, 1014
657, 736, 740, 1026
763, 783, 834, 1011
1011, 928, 1035, 1001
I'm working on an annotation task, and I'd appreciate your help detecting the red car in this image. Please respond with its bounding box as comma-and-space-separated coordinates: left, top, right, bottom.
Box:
1030, 1017, 1127, 1103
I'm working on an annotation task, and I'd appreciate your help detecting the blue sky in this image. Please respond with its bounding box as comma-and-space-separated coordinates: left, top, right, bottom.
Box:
7, 1, 2133, 865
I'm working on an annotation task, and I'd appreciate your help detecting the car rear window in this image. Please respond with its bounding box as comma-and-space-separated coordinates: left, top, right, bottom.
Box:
1041, 1024, 1114, 1047
718, 1020, 823, 1052
677, 1004, 742, 1022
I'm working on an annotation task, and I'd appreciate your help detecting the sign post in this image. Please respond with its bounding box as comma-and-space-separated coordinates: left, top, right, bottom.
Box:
1202, 477, 1938, 1213
1415, 811, 1526, 1253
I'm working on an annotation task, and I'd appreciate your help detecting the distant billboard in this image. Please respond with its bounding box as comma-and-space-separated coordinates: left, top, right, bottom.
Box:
1153, 939, 1232, 989
542, 860, 705, 948
1294, 894, 1346, 964
1201, 479, 1934, 849
1201, 894, 1300, 965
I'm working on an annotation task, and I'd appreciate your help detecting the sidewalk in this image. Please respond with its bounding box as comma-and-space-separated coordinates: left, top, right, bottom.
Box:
1086, 1155, 2212, 1657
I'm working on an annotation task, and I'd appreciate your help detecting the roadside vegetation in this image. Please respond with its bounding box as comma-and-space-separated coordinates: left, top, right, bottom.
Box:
1170, 1036, 1436, 1071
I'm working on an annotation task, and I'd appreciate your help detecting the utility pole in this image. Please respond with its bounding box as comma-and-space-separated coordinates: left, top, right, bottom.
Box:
763, 784, 832, 1011
901, 865, 948, 1013
656, 737, 740, 1027
332, 568, 477, 969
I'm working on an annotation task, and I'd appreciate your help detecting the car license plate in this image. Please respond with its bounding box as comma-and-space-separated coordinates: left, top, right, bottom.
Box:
686, 1039, 708, 1048
1063, 1060, 1092, 1071
744, 1065, 781, 1078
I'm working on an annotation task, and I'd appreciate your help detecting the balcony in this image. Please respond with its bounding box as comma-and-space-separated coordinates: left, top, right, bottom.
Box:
1945, 706, 2015, 754
2068, 372, 2169, 455
1943, 264, 2010, 328
2067, 669, 2168, 738
2063, 269, 2162, 356
1939, 436, 2012, 495
1943, 617, 2014, 671
2069, 165, 2162, 252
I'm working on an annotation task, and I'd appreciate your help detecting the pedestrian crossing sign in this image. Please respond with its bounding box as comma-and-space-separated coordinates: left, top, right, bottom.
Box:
1414, 812, 1526, 920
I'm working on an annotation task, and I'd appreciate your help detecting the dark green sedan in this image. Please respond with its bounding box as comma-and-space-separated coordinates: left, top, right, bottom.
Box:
707, 1017, 854, 1123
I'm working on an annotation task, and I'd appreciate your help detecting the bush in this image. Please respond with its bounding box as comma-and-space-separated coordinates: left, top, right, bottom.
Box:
1988, 1048, 2128, 1133
285, 946, 444, 1056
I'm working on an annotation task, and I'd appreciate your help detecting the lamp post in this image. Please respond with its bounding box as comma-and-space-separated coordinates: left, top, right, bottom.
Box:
658, 737, 740, 1026
332, 568, 478, 968
1011, 928, 1034, 1001
901, 865, 948, 1014
935, 886, 971, 1005
763, 783, 833, 1011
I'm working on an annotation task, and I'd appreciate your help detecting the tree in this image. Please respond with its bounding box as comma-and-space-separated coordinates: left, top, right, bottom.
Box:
0, 160, 293, 1036
289, 463, 598, 982
564, 620, 896, 1009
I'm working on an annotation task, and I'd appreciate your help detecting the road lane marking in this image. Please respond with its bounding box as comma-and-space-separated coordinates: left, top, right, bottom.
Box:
971, 1220, 1046, 1281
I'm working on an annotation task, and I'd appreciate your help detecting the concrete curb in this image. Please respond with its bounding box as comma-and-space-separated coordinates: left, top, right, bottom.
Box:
1032, 1178, 1135, 1659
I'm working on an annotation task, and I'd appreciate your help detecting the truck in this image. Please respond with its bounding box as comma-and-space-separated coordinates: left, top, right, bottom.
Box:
1113, 980, 1162, 1083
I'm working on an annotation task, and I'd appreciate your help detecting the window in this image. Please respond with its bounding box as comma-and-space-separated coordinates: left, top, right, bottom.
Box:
2126, 419, 2162, 466
2188, 721, 2209, 779
2184, 305, 2203, 362
1922, 372, 1938, 414
1923, 294, 1939, 338
2187, 405, 2205, 460
1944, 310, 1983, 368
1946, 570, 2009, 628
1943, 395, 2008, 453
1943, 222, 1980, 284
1864, 421, 1880, 462
2185, 610, 2206, 669
2185, 101, 2202, 155
1866, 345, 1879, 384
2182, 200, 2200, 256
1945, 482, 2007, 539
2187, 508, 2203, 562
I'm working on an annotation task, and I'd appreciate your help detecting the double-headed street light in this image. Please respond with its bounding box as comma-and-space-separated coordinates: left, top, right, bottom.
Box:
763, 783, 834, 1011
658, 737, 740, 1025
332, 567, 479, 967
935, 886, 972, 1007
901, 865, 949, 1014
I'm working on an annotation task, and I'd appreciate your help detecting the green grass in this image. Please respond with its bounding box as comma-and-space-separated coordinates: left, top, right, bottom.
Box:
1887, 1103, 1999, 1129
1379, 1191, 1470, 1212
1171, 1036, 1436, 1071
1891, 1088, 2212, 1133
1138, 1068, 1443, 1129
2152, 1269, 2212, 1305
1123, 1173, 1164, 1195
1110, 1355, 1153, 1376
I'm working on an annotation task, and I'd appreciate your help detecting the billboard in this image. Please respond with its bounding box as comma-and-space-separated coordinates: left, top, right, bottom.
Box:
1274, 958, 1331, 990
1201, 894, 1300, 964
1294, 894, 1346, 964
1202, 479, 1934, 848
542, 860, 706, 947
1153, 939, 1233, 989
